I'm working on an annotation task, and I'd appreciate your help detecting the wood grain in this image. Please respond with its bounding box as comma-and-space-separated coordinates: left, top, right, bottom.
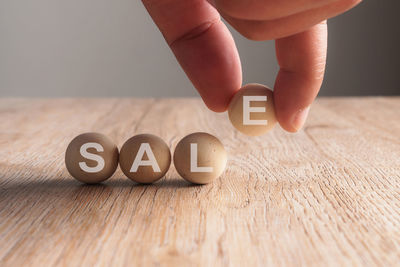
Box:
0, 97, 399, 266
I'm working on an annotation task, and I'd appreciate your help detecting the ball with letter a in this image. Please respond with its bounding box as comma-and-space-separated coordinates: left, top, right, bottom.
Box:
119, 134, 171, 184
228, 83, 277, 136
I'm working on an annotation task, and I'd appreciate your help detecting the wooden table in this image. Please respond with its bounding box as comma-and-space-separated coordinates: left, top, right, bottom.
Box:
0, 97, 399, 266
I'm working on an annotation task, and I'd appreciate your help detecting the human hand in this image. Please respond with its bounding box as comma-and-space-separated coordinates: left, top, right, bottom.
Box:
142, 0, 361, 132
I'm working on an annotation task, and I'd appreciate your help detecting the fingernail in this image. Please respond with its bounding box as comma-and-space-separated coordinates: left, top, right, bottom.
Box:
291, 106, 310, 131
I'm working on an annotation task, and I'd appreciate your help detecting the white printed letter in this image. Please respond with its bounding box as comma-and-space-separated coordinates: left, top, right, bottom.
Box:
130, 143, 161, 172
243, 95, 268, 125
190, 143, 213, 172
79, 142, 105, 173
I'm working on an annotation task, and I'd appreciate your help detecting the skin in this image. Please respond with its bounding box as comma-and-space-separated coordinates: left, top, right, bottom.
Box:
142, 0, 362, 132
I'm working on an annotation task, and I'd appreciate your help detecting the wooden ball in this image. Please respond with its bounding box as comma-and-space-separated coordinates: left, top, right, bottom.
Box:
65, 132, 119, 184
119, 134, 171, 184
228, 83, 277, 136
173, 132, 227, 184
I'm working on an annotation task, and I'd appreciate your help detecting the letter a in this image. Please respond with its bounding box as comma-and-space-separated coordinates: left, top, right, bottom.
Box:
130, 143, 161, 172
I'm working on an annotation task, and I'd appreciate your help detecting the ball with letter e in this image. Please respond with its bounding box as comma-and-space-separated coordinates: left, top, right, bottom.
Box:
228, 83, 277, 136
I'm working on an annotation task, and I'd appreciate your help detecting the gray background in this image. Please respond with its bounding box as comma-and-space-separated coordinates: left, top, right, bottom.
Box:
0, 0, 399, 97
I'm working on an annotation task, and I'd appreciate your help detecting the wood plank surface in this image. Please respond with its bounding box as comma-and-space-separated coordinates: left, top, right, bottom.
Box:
0, 97, 399, 266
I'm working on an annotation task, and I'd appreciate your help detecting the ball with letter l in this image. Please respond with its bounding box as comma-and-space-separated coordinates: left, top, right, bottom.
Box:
173, 132, 227, 184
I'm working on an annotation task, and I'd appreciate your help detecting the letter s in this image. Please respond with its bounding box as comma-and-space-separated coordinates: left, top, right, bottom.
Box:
79, 142, 105, 173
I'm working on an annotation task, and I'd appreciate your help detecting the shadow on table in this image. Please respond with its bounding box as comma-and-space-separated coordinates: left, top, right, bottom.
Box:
0, 175, 198, 191
0, 176, 206, 210
0, 176, 208, 224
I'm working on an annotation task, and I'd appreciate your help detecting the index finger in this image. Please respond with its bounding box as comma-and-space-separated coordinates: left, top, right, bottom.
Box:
142, 0, 242, 112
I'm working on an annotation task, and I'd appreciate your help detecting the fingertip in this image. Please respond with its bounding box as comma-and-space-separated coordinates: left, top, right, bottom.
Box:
199, 85, 239, 113
274, 70, 316, 133
202, 98, 229, 113
277, 105, 310, 132
275, 105, 299, 133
